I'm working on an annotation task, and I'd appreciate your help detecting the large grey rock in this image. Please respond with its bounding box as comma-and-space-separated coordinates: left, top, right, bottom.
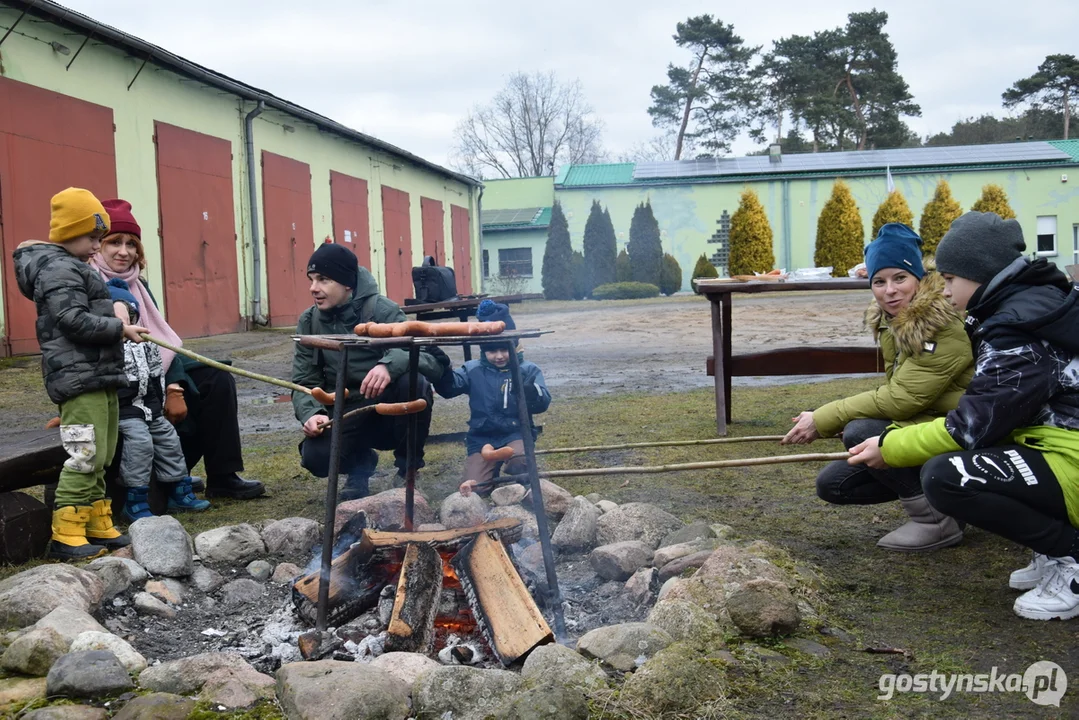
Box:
496, 683, 590, 720
590, 541, 654, 581
657, 550, 714, 581
653, 538, 721, 569
520, 643, 607, 691
726, 579, 801, 637
139, 652, 275, 702
262, 518, 321, 557
246, 560, 274, 582
220, 579, 265, 606
133, 592, 175, 619
23, 707, 108, 720
663, 545, 793, 621
277, 660, 410, 720
439, 491, 489, 529
32, 606, 107, 646
486, 504, 539, 539
490, 484, 527, 506
83, 557, 136, 599
1, 626, 67, 676
623, 567, 659, 606
595, 500, 618, 514
647, 600, 725, 644
620, 642, 728, 715
194, 524, 266, 564
551, 496, 599, 551
112, 693, 195, 720
576, 622, 673, 672
45, 650, 133, 698
191, 566, 226, 593
129, 516, 194, 577
334, 488, 434, 536
369, 651, 440, 685
523, 479, 573, 519
413, 665, 522, 720
659, 520, 716, 548
595, 503, 684, 549
0, 676, 47, 709
69, 631, 146, 673
0, 565, 103, 627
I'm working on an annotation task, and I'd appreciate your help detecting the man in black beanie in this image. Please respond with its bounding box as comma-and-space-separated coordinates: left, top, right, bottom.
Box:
849, 211, 1079, 621
291, 243, 446, 501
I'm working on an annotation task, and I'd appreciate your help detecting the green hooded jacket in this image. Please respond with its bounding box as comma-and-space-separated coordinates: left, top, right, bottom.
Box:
291, 266, 442, 423
812, 271, 974, 438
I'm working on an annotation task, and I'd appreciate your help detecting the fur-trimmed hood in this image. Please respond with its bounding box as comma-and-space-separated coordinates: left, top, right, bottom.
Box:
864, 271, 962, 357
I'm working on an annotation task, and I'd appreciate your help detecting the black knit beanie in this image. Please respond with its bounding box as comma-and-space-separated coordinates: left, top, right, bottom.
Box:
307, 243, 359, 289
935, 211, 1026, 285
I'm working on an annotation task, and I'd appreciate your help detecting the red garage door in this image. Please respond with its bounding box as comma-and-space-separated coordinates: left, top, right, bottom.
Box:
420, 197, 445, 265
330, 171, 370, 270
381, 185, 411, 303
155, 122, 241, 338
451, 204, 473, 295
262, 151, 313, 327
0, 77, 117, 355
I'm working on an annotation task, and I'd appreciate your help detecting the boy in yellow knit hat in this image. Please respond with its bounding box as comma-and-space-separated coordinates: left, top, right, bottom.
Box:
13, 188, 148, 560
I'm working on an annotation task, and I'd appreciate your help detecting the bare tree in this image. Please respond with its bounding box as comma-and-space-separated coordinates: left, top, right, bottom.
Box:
616, 131, 695, 163
452, 72, 606, 179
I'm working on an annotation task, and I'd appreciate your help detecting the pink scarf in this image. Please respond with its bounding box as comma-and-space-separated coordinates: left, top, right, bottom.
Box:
92, 255, 183, 371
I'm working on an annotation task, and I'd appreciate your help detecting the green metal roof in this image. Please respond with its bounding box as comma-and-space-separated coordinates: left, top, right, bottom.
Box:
1048, 140, 1079, 162
556, 163, 636, 187
482, 206, 551, 232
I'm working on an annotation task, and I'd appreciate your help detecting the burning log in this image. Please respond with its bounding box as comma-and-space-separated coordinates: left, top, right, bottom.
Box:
384, 543, 443, 654
451, 532, 553, 666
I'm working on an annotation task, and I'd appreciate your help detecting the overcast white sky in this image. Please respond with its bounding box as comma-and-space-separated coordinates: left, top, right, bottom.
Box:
64, 0, 1078, 173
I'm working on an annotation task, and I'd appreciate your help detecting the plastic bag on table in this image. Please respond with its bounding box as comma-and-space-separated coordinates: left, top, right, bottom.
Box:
787, 267, 834, 282
848, 262, 868, 279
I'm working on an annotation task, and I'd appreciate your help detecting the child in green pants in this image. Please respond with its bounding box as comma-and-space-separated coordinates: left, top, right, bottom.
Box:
13, 187, 148, 560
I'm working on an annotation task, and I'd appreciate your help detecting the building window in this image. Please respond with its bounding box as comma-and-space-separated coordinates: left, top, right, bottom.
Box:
498, 247, 533, 277
1036, 216, 1057, 256
482, 249, 489, 278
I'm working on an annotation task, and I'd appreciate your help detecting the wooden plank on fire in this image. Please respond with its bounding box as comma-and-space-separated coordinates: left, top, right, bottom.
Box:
362, 517, 523, 548
385, 543, 443, 654
452, 532, 554, 666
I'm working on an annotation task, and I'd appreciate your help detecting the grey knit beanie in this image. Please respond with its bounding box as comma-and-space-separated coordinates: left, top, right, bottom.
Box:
935, 211, 1026, 285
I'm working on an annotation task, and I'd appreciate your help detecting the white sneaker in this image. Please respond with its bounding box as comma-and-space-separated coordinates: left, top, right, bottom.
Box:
1013, 557, 1079, 621
1009, 552, 1051, 590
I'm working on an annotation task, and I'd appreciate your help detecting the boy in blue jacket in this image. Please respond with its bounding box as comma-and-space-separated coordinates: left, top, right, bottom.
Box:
434, 301, 550, 493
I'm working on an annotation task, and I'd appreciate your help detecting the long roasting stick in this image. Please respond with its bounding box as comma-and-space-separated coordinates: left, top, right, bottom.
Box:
535, 435, 797, 454
140, 333, 342, 404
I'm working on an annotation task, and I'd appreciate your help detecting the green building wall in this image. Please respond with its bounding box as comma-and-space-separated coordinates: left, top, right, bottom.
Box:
481, 229, 547, 295
0, 8, 479, 340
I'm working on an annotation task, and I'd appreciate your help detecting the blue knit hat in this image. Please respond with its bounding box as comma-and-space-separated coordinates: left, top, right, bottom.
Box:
477, 300, 516, 349
864, 223, 925, 280
106, 278, 140, 321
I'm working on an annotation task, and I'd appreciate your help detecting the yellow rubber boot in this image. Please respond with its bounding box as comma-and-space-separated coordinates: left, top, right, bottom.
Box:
85, 498, 131, 549
49, 506, 107, 561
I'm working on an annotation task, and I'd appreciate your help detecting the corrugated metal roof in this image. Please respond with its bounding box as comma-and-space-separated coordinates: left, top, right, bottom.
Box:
482, 206, 551, 231
558, 163, 636, 186
1048, 139, 1079, 162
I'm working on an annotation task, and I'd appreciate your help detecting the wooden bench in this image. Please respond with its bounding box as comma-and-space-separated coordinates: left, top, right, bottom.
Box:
0, 430, 65, 493
706, 346, 884, 378
1066, 265, 1079, 283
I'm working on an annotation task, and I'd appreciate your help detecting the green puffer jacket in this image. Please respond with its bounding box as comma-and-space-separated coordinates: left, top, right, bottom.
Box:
292, 266, 443, 423
812, 271, 974, 438
13, 241, 127, 405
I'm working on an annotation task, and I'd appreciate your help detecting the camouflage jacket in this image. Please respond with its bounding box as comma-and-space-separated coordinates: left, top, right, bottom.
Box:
13, 241, 127, 405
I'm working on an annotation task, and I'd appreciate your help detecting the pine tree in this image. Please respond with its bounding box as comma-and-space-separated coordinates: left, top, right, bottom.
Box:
581, 201, 604, 296
971, 184, 1017, 220
582, 202, 617, 295
541, 202, 574, 299
918, 180, 962, 256
815, 180, 864, 277
660, 253, 683, 295
692, 253, 719, 292
871, 190, 914, 238
628, 201, 663, 285
616, 248, 632, 282
728, 189, 775, 275
570, 250, 589, 300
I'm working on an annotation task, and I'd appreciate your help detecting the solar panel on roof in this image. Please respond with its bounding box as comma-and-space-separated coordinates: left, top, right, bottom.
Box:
481, 207, 542, 225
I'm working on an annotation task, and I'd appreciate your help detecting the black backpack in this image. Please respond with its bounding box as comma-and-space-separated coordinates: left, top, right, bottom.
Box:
412, 256, 458, 304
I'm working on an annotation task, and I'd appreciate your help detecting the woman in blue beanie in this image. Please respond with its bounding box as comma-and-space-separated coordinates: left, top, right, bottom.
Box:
783, 223, 974, 551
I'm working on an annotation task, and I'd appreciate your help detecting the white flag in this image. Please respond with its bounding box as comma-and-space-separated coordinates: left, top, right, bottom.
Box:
886, 166, 895, 193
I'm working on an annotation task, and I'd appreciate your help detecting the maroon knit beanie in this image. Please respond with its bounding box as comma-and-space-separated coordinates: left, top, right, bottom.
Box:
100, 198, 142, 238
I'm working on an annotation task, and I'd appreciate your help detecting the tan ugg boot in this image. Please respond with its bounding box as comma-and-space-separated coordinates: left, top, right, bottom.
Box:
877, 495, 964, 552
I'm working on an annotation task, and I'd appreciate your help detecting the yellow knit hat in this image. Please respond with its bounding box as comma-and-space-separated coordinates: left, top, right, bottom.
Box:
48, 188, 110, 243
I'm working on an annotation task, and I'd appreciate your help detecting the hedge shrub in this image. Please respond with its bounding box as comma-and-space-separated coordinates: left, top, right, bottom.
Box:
592, 282, 661, 300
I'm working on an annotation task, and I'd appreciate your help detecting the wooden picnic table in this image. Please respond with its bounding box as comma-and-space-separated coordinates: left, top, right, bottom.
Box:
401, 293, 542, 360
697, 278, 882, 436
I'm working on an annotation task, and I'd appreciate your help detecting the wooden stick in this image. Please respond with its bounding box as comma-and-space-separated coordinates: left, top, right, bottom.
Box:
535, 452, 850, 478
140, 333, 340, 404
536, 435, 791, 454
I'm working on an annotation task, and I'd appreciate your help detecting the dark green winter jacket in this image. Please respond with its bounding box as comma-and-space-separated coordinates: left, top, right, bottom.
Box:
291, 266, 443, 423
13, 241, 127, 404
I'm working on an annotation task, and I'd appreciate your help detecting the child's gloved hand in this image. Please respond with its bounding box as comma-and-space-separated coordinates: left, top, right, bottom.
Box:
165, 384, 188, 423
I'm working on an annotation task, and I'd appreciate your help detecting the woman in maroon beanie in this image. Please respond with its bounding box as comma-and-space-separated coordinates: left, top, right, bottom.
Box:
91, 199, 264, 500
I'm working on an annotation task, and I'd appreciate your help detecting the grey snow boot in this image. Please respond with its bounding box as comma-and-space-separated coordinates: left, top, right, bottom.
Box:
877, 495, 964, 552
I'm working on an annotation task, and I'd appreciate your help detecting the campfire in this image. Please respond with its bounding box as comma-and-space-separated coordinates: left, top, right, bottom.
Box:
291, 516, 553, 666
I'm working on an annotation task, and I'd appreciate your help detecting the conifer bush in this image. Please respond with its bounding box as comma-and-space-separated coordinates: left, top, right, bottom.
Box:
541, 202, 574, 299
616, 248, 633, 282
592, 282, 660, 300
628, 201, 663, 286
660, 253, 683, 295
583, 200, 617, 295
691, 253, 719, 293
918, 180, 963, 256
571, 250, 589, 300
728, 189, 775, 275
971, 184, 1017, 220
815, 180, 865, 277
871, 190, 914, 238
